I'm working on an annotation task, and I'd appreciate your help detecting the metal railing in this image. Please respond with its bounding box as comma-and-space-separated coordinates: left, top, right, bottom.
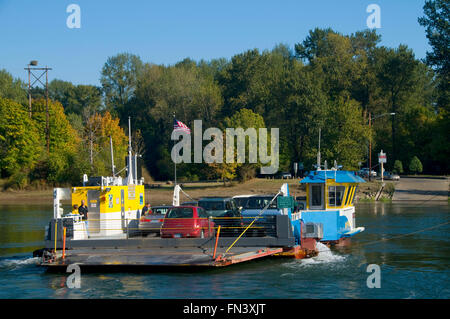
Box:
56, 216, 277, 238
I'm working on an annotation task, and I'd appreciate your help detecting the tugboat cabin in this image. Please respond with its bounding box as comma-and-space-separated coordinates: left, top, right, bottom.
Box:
299, 170, 365, 245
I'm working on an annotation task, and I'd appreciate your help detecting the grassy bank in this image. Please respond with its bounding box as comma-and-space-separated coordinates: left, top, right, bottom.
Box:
357, 180, 396, 202
146, 178, 307, 205
0, 178, 306, 206
0, 177, 399, 206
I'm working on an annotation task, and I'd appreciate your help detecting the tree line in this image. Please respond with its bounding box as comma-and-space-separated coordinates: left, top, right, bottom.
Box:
0, 1, 448, 188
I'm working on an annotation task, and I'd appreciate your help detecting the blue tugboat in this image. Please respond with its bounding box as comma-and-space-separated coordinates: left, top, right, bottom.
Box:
297, 164, 366, 246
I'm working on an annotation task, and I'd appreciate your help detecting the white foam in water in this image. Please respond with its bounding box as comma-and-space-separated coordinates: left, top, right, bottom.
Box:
282, 242, 346, 270
313, 242, 346, 263
0, 257, 39, 269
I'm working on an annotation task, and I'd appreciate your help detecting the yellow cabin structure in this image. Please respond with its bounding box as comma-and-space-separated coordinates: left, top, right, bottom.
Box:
54, 177, 145, 240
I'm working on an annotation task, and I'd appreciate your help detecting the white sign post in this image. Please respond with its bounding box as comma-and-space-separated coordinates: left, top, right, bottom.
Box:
378, 150, 387, 182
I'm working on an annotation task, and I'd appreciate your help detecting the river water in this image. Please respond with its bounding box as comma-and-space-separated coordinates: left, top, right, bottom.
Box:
0, 202, 448, 299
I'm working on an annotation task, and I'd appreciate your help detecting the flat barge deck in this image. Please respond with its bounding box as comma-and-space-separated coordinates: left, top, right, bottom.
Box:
38, 213, 319, 270
42, 246, 285, 269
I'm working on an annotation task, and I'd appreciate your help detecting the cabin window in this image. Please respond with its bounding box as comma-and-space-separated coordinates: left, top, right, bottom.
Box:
310, 185, 323, 208
328, 186, 346, 206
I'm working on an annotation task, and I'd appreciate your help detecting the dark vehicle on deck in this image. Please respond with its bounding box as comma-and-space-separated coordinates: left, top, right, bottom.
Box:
138, 205, 171, 236
232, 195, 252, 209
181, 201, 198, 206
241, 195, 282, 237
160, 206, 215, 238
197, 197, 243, 237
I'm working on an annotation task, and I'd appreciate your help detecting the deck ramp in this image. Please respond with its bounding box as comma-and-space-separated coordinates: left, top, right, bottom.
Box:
42, 246, 283, 269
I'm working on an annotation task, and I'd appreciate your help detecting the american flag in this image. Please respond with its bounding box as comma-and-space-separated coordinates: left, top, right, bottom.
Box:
173, 118, 191, 133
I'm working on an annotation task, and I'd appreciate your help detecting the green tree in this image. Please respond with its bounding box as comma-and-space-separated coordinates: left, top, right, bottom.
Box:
409, 156, 423, 174
128, 62, 223, 180
418, 0, 449, 107
295, 28, 338, 62
349, 30, 383, 114
100, 53, 143, 116
419, 0, 450, 173
375, 45, 420, 162
49, 80, 103, 116
282, 61, 327, 169
31, 99, 80, 183
218, 49, 262, 117
222, 108, 267, 181
48, 80, 75, 111
294, 30, 373, 169
0, 69, 27, 105
0, 98, 42, 184
321, 97, 369, 170
393, 160, 404, 174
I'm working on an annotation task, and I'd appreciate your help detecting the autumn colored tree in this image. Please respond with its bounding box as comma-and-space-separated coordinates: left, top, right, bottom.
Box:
213, 109, 267, 181
83, 111, 128, 176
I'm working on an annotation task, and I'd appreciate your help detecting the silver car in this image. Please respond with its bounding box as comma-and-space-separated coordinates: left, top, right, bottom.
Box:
138, 206, 171, 236
383, 172, 400, 181
359, 168, 377, 178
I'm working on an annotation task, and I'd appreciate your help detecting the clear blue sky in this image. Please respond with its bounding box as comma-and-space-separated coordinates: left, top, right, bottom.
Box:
0, 0, 430, 86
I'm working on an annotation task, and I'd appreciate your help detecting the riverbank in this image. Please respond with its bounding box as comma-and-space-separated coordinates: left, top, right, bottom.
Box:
0, 189, 55, 205
0, 176, 447, 205
0, 178, 306, 206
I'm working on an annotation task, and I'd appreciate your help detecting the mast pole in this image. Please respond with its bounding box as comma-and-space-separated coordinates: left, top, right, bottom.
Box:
110, 135, 115, 176
317, 128, 321, 170
127, 117, 133, 185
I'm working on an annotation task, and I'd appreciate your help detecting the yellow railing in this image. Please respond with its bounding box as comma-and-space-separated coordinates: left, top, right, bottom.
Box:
67, 216, 266, 232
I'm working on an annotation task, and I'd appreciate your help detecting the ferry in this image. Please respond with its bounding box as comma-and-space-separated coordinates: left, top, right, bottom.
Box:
36, 178, 322, 269
34, 121, 325, 270
34, 168, 364, 269
33, 122, 364, 270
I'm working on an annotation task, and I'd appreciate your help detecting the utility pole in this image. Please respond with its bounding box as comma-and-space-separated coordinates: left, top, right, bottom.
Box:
367, 112, 395, 182
369, 112, 372, 182
45, 65, 49, 154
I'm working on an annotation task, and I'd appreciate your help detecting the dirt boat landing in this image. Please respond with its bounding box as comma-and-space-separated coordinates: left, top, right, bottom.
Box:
392, 177, 449, 201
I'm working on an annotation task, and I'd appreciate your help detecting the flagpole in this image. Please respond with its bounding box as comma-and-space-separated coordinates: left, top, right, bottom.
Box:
173, 113, 177, 186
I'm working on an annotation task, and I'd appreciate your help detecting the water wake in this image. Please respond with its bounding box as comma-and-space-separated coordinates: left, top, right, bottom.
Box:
310, 242, 347, 263
0, 257, 39, 270
282, 242, 346, 271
